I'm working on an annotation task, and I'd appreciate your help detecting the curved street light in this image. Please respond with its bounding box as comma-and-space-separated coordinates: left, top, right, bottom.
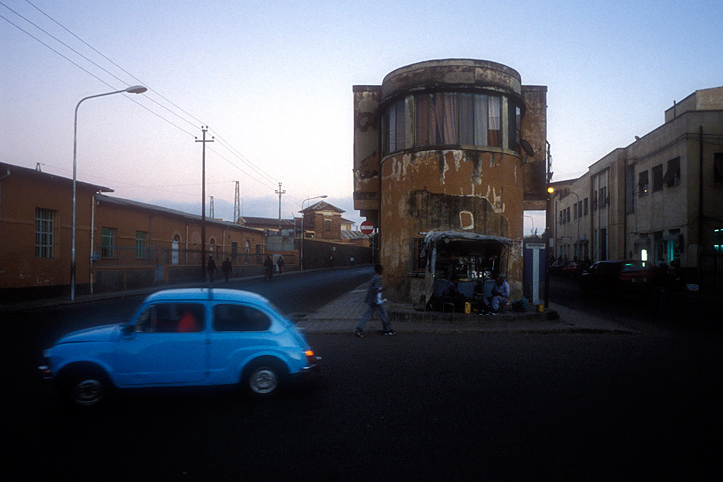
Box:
71, 85, 147, 300
300, 195, 327, 271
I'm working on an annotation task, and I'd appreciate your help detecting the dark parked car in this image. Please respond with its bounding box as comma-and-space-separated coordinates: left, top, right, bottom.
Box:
561, 261, 584, 278
580, 260, 654, 295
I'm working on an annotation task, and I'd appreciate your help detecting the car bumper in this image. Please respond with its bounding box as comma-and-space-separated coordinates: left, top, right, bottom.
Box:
38, 364, 53, 382
302, 355, 322, 374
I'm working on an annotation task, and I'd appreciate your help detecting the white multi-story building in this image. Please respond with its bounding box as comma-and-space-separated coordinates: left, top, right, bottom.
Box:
551, 86, 723, 289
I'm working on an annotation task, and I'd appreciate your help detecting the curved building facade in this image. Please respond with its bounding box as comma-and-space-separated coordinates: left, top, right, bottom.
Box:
354, 59, 547, 303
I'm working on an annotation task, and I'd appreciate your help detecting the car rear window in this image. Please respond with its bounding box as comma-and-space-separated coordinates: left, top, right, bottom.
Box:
621, 262, 643, 272
213, 304, 272, 332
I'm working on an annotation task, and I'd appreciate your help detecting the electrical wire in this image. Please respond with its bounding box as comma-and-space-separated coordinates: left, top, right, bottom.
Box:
2, 1, 281, 194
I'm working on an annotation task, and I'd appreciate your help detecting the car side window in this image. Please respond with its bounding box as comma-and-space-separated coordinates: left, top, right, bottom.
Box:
134, 303, 205, 333
213, 304, 272, 332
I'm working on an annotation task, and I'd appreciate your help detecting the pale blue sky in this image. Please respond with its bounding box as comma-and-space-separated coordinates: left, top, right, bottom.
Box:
2, 0, 721, 233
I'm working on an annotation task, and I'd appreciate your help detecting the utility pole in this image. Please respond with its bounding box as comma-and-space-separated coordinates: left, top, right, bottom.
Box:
233, 181, 240, 223
196, 126, 214, 278
275, 182, 286, 232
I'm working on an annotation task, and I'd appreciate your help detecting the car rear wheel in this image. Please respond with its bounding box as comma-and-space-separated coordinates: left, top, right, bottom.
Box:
244, 359, 285, 398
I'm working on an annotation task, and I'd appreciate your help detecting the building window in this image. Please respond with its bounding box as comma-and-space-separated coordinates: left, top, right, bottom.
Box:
715, 153, 723, 183
599, 187, 608, 208
385, 91, 520, 156
663, 157, 680, 187
652, 164, 664, 192
626, 164, 636, 214
325, 219, 331, 231
413, 238, 427, 272
231, 242, 239, 261
101, 227, 117, 258
638, 171, 649, 197
714, 228, 723, 253
583, 198, 589, 216
136, 231, 147, 259
35, 208, 56, 258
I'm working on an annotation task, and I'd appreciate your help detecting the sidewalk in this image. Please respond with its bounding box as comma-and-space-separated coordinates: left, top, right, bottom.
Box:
297, 281, 639, 335
1, 275, 638, 335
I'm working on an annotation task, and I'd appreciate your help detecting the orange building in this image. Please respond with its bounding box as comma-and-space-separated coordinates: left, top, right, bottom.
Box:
0, 162, 264, 301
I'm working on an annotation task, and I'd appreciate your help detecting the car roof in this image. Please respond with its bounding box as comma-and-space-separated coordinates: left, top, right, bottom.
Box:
143, 288, 271, 305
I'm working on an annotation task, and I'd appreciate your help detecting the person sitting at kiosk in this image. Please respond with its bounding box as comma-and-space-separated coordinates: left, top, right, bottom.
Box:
441, 274, 466, 312
484, 275, 510, 314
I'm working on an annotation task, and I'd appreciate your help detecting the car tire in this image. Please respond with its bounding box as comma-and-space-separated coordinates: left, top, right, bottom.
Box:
62, 369, 110, 408
243, 358, 286, 398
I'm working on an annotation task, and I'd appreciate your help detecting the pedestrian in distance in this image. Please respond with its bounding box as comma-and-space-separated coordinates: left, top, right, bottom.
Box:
221, 257, 232, 282
276, 255, 284, 274
263, 254, 274, 281
207, 255, 217, 284
354, 264, 395, 337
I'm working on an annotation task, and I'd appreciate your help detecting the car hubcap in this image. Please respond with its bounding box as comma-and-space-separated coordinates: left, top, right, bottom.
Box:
74, 379, 103, 405
250, 368, 278, 394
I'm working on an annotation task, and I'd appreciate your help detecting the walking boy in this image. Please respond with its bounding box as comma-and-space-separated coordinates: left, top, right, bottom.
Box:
354, 264, 395, 337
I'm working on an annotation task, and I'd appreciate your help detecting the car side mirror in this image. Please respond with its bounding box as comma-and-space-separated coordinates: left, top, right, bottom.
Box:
123, 324, 135, 336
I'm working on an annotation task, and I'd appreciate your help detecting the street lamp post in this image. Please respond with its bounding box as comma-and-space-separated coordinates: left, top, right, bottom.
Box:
71, 85, 147, 301
545, 186, 555, 308
300, 195, 327, 271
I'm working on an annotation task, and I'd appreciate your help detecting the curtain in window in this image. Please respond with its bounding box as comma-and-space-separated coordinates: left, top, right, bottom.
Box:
395, 98, 405, 151
387, 104, 396, 154
431, 93, 445, 144
415, 94, 430, 146
458, 94, 474, 145
443, 93, 458, 144
488, 96, 501, 147
473, 94, 488, 146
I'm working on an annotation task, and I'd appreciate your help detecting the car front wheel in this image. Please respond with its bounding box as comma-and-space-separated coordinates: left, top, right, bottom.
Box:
63, 371, 109, 408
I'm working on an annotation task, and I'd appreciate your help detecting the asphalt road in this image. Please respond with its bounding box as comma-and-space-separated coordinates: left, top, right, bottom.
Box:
3, 270, 721, 481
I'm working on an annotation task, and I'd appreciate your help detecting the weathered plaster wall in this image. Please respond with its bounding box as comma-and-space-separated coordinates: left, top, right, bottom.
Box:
352, 86, 382, 224
379, 149, 524, 300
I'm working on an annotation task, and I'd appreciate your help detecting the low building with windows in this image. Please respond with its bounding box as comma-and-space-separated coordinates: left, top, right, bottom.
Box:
0, 162, 112, 299
353, 59, 548, 302
550, 86, 723, 289
299, 200, 346, 241
0, 162, 265, 300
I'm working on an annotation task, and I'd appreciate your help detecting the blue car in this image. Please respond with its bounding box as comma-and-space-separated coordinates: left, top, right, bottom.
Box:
39, 288, 320, 407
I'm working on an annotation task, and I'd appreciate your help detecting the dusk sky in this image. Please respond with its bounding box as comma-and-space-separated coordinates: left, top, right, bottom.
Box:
2, 0, 721, 234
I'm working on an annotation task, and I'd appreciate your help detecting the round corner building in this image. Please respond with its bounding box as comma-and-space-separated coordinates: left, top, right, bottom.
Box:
353, 59, 548, 304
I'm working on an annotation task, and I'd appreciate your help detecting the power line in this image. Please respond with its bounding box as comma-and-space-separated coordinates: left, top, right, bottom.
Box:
4, 1, 282, 194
